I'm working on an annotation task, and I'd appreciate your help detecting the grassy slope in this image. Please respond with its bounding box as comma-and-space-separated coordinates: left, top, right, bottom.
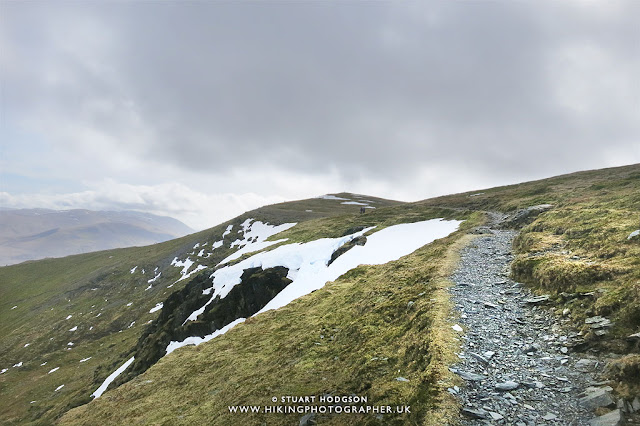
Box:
0, 194, 401, 425
421, 163, 640, 396
5, 164, 640, 425
60, 206, 480, 425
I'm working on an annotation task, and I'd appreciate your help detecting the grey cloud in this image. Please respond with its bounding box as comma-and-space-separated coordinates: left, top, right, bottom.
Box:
2, 1, 639, 192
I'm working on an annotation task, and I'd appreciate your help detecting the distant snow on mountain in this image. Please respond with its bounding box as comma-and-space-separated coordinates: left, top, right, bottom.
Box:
0, 209, 194, 265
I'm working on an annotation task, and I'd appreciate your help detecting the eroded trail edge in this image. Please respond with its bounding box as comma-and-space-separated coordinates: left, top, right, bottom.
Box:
448, 226, 615, 425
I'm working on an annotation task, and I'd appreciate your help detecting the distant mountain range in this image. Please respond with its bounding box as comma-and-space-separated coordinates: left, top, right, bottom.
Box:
0, 209, 193, 265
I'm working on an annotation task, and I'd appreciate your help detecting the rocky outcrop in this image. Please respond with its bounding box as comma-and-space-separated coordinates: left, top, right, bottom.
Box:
111, 266, 292, 389
498, 204, 553, 229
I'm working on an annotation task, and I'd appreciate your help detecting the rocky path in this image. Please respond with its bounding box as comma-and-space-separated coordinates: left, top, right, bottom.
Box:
448, 226, 621, 425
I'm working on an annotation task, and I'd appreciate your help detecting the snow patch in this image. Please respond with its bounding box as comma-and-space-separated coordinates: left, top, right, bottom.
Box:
628, 229, 640, 240
149, 303, 163, 313
65, 315, 72, 320
222, 224, 233, 238
341, 201, 369, 206
48, 367, 60, 374
318, 194, 350, 201
54, 385, 64, 392
130, 266, 137, 274
193, 243, 200, 249
11, 305, 17, 310
185, 226, 374, 323
219, 219, 296, 265
67, 342, 74, 346
0, 368, 7, 374
258, 219, 462, 314
24, 343, 30, 347
166, 318, 246, 355
197, 249, 205, 257
147, 272, 161, 283
91, 356, 135, 398
13, 362, 23, 368
80, 357, 92, 362
69, 326, 77, 332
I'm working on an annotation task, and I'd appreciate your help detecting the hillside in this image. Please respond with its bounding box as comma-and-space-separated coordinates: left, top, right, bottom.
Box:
0, 209, 194, 266
0, 194, 404, 424
1, 165, 639, 425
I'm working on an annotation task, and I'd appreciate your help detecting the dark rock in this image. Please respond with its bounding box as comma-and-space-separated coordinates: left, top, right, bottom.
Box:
112, 266, 292, 390
327, 236, 367, 266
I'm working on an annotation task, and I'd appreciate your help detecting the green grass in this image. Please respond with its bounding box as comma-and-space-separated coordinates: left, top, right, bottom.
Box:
59, 211, 479, 426
4, 164, 640, 424
1, 194, 401, 425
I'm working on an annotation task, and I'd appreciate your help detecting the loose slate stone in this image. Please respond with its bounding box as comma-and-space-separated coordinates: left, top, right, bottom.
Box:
461, 407, 489, 419
489, 411, 504, 420
575, 359, 598, 372
495, 381, 519, 391
588, 408, 623, 426
579, 387, 615, 410
524, 295, 550, 304
542, 412, 558, 420
449, 368, 486, 381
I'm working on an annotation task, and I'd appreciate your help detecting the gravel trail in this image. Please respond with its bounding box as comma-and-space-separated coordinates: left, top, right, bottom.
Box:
449, 226, 607, 425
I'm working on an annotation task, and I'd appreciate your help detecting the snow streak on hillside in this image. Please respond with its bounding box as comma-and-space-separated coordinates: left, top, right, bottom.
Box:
169, 218, 461, 354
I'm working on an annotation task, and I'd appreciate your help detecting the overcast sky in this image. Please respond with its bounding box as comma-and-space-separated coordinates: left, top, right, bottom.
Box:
1, 1, 638, 230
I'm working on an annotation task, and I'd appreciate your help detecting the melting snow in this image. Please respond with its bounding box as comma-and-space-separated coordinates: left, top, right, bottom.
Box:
69, 326, 77, 332
128, 321, 135, 328
48, 367, 60, 374
126, 302, 133, 307
149, 303, 163, 313
130, 266, 137, 274
1, 368, 7, 374
222, 224, 233, 238
193, 243, 200, 249
67, 342, 74, 346
11, 306, 17, 310
197, 249, 205, 257
219, 219, 296, 265
91, 356, 135, 398
147, 272, 161, 283
24, 343, 30, 347
318, 194, 350, 201
80, 357, 92, 363
341, 201, 369, 206
65, 315, 72, 320
213, 240, 223, 249
40, 362, 47, 366
54, 385, 64, 392
186, 219, 461, 329
166, 318, 246, 355
13, 362, 23, 367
